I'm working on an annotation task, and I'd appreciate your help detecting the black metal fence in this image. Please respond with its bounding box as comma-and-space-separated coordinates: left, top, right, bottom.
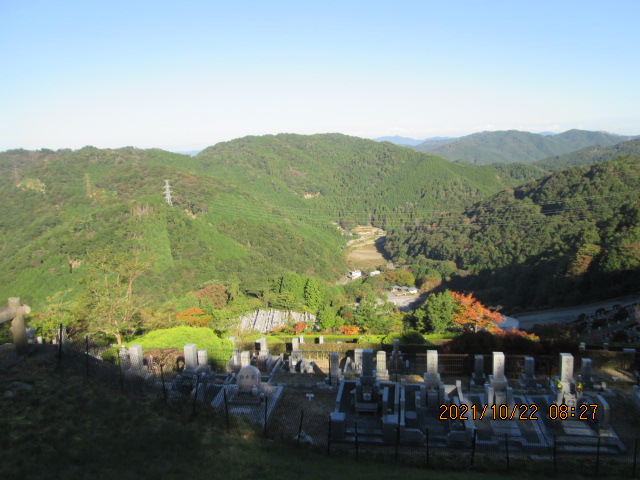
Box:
51, 337, 640, 478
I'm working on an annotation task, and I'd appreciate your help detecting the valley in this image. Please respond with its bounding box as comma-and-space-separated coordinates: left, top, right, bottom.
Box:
344, 226, 388, 271
0, 130, 639, 344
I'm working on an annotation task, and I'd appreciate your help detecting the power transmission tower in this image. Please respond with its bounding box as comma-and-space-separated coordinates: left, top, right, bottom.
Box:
12, 165, 20, 186
84, 173, 92, 197
163, 179, 173, 206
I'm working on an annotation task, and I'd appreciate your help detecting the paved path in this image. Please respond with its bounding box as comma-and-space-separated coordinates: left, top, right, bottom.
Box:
513, 294, 640, 329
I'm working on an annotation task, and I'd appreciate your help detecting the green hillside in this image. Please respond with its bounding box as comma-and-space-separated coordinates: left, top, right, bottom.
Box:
534, 138, 640, 171
194, 133, 516, 230
413, 129, 637, 165
385, 156, 640, 311
0, 147, 345, 309
0, 135, 517, 311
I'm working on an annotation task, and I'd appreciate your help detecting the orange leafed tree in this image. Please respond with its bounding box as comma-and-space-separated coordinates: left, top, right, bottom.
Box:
450, 292, 504, 333
176, 307, 212, 327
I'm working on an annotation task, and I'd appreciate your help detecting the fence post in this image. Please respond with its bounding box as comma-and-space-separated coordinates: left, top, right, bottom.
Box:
395, 421, 401, 464
505, 433, 510, 472
327, 416, 332, 456
553, 434, 557, 474
297, 411, 305, 446
159, 364, 167, 404
595, 435, 601, 476
263, 395, 268, 438
355, 422, 359, 461
192, 375, 200, 417
223, 388, 230, 429
632, 438, 638, 478
57, 323, 63, 364
85, 335, 89, 377
470, 428, 477, 467
425, 427, 430, 467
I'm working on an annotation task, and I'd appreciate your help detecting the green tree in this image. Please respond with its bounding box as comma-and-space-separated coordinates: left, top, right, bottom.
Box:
423, 290, 455, 333
80, 249, 153, 345
304, 277, 325, 312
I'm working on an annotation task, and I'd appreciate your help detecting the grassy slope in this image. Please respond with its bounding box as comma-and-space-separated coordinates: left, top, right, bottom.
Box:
0, 347, 574, 480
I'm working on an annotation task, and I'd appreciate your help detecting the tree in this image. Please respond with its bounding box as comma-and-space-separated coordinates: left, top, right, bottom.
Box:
29, 290, 83, 342
81, 249, 153, 345
450, 291, 503, 333
303, 277, 325, 312
424, 290, 455, 333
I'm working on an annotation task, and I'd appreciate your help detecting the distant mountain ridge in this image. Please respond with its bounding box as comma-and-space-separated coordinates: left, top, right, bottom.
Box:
534, 138, 640, 171
412, 129, 638, 164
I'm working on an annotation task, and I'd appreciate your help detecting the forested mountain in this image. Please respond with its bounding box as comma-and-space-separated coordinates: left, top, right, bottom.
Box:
412, 129, 637, 165
372, 136, 426, 146
192, 133, 518, 230
385, 156, 640, 311
0, 147, 345, 309
534, 138, 640, 172
0, 135, 520, 310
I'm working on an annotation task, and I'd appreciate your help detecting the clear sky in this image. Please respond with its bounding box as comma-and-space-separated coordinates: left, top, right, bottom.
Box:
1, 0, 639, 151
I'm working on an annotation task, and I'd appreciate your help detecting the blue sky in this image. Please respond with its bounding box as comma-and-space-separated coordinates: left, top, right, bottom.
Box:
1, 0, 639, 151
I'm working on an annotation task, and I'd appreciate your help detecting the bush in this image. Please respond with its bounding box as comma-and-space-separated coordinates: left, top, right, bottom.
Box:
132, 326, 233, 370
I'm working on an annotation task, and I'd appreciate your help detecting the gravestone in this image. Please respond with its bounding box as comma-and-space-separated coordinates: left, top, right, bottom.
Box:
299, 335, 304, 344
129, 345, 144, 371
594, 394, 611, 432
559, 353, 574, 384
119, 345, 131, 370
318, 335, 324, 344
292, 337, 300, 351
240, 350, 251, 368
471, 355, 486, 390
354, 348, 364, 373
427, 350, 438, 376
184, 344, 198, 372
197, 349, 210, 373
354, 349, 380, 413
489, 352, 507, 391
376, 350, 389, 380
579, 358, 594, 390
392, 339, 400, 357
236, 365, 261, 395
520, 356, 540, 390
328, 351, 341, 385
418, 350, 445, 407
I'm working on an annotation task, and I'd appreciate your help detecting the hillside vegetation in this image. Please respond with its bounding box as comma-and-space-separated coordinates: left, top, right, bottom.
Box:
534, 138, 640, 171
413, 129, 637, 165
0, 135, 522, 312
385, 156, 640, 311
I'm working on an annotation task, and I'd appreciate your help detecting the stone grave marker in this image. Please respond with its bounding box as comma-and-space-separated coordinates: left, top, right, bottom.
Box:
559, 353, 574, 385
184, 344, 198, 372
329, 351, 341, 385
129, 344, 144, 371
197, 349, 209, 372
376, 350, 389, 380
240, 350, 251, 368
579, 358, 593, 389
427, 350, 438, 376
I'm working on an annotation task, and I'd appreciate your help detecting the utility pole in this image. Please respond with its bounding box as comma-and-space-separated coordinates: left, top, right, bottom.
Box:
163, 180, 173, 206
